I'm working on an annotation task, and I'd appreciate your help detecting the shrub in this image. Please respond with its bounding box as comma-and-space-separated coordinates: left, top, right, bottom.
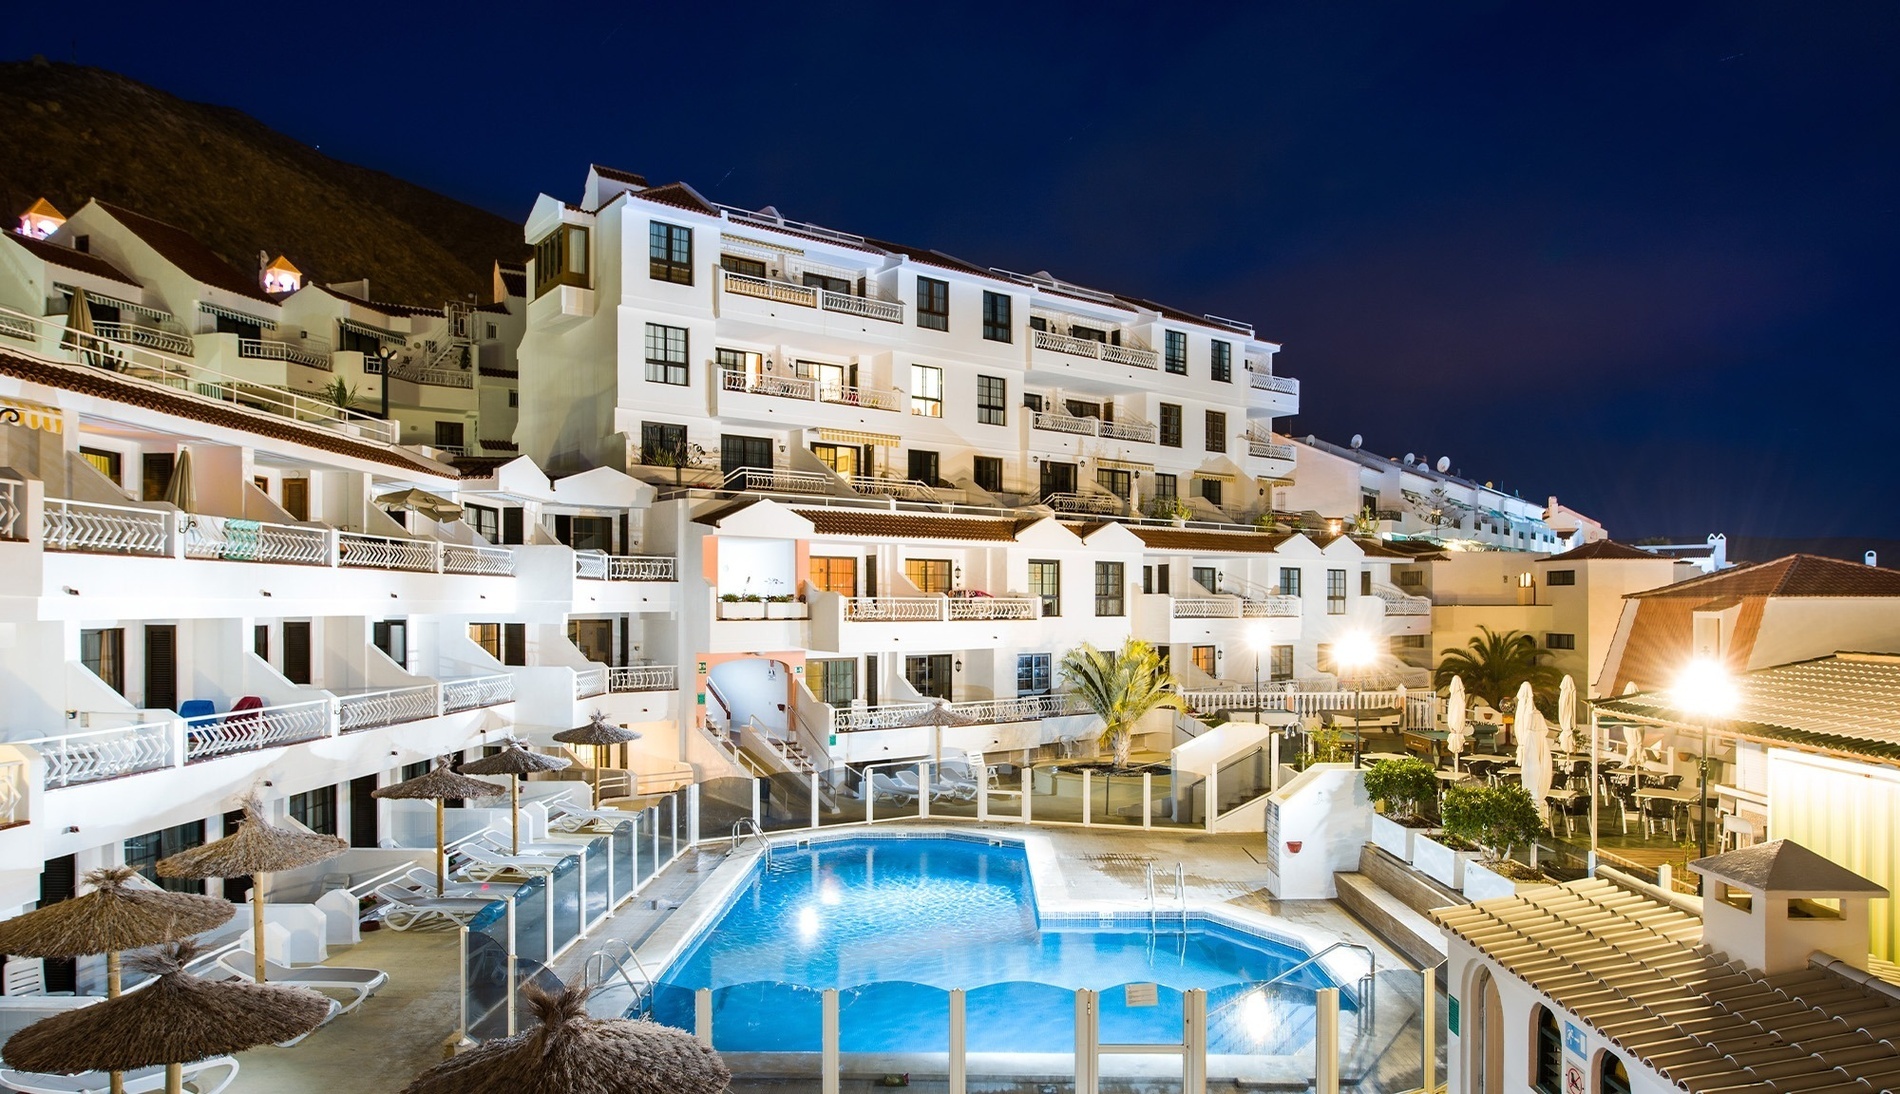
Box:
1363, 758, 1439, 823
1441, 784, 1544, 863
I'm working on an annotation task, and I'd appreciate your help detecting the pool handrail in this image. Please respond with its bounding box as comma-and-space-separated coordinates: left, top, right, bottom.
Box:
1211, 939, 1377, 1031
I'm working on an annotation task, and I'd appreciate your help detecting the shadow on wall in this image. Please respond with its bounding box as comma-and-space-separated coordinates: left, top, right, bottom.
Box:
709, 657, 791, 736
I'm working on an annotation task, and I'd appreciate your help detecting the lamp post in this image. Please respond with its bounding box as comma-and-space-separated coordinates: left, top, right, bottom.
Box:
1247, 622, 1271, 724
1333, 631, 1375, 769
1671, 658, 1738, 859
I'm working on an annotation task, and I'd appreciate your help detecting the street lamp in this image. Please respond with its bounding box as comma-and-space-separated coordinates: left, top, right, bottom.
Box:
1247, 622, 1272, 723
1334, 630, 1376, 768
1671, 657, 1738, 859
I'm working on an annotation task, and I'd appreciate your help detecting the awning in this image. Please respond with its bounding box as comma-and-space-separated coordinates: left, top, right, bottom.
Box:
54, 285, 170, 322
814, 427, 900, 448
1096, 457, 1151, 472
198, 301, 274, 327
0, 396, 63, 433
338, 317, 408, 344
1192, 470, 1234, 481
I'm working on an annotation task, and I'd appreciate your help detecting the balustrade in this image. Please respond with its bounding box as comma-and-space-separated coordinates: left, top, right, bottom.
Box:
844, 596, 1039, 622
183, 515, 327, 565
185, 698, 332, 762
720, 269, 820, 307
442, 543, 517, 576
1249, 371, 1300, 396
43, 499, 171, 556
575, 666, 609, 699
441, 674, 516, 713
27, 721, 178, 788
338, 532, 437, 572
337, 685, 440, 733
609, 665, 678, 692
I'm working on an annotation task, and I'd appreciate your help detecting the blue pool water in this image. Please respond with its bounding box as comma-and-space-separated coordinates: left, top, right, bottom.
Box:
647, 837, 1336, 1053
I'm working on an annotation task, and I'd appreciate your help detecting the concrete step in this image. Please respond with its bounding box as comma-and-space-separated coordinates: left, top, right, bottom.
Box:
1359, 843, 1466, 917
1335, 871, 1450, 971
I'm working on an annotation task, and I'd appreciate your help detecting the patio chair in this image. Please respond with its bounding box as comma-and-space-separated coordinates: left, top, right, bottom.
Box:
392, 867, 503, 900
1552, 794, 1592, 839
985, 765, 1023, 799
1641, 797, 1680, 841
213, 950, 387, 1016
0, 1058, 239, 1094
548, 806, 636, 833
178, 699, 218, 727
371, 884, 496, 931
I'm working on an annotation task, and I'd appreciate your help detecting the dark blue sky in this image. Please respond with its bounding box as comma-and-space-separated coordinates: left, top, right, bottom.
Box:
17, 2, 1899, 540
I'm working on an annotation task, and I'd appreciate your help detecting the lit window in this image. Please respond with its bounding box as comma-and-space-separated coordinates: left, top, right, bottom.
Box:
910, 365, 943, 417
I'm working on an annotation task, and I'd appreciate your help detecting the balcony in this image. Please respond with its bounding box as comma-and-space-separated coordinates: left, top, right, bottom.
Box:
832, 692, 1087, 732
719, 269, 904, 324
574, 551, 679, 581
609, 664, 678, 693
1043, 492, 1125, 516
1031, 411, 1157, 444
337, 684, 441, 733
720, 368, 902, 412
576, 666, 608, 699
1170, 596, 1302, 619
1247, 367, 1300, 416
1244, 427, 1298, 463
843, 596, 1040, 622
1248, 369, 1299, 396
44, 499, 171, 556
1372, 586, 1432, 616
847, 475, 937, 503
724, 466, 835, 496
1031, 328, 1158, 370
239, 337, 332, 371
91, 321, 194, 357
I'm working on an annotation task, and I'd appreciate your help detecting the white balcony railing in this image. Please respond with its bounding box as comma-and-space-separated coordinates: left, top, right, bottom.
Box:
948, 596, 1039, 620
387, 365, 473, 388
1043, 492, 1125, 515
1171, 597, 1243, 619
575, 666, 609, 699
0, 478, 23, 541
337, 532, 437, 572
575, 550, 609, 580
1177, 688, 1437, 730
725, 466, 834, 495
1250, 371, 1300, 396
1031, 328, 1158, 368
337, 685, 440, 733
609, 555, 677, 581
1243, 596, 1304, 617
722, 368, 819, 401
720, 269, 819, 308
609, 664, 678, 692
185, 698, 333, 763
1248, 439, 1297, 460
182, 515, 327, 565
1031, 411, 1098, 436
818, 384, 901, 411
832, 692, 1086, 733
90, 322, 195, 357
1373, 587, 1432, 616
239, 338, 333, 371
848, 475, 937, 502
820, 289, 904, 324
440, 673, 516, 713
442, 543, 517, 576
27, 721, 178, 788
44, 499, 172, 556
844, 596, 1040, 622
1098, 418, 1158, 443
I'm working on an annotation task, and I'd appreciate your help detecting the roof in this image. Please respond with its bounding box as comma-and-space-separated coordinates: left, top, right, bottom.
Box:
1629, 555, 1900, 600
4, 232, 142, 287
795, 509, 1032, 543
1545, 540, 1664, 562
1127, 526, 1296, 553
95, 201, 276, 304
1594, 654, 1900, 763
633, 182, 715, 215
0, 349, 448, 476
1690, 840, 1887, 895
23, 198, 64, 220
496, 263, 526, 298
1435, 876, 1900, 1093
590, 164, 648, 187
263, 255, 300, 274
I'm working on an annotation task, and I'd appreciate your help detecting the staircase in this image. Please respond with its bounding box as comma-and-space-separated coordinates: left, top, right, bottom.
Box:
1333, 845, 1467, 973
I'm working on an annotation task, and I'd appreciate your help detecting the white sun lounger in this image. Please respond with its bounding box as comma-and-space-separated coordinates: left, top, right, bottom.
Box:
213, 950, 388, 1015
894, 770, 975, 802
456, 844, 564, 880
371, 884, 496, 931
865, 773, 917, 804
1, 1057, 238, 1094
549, 807, 637, 832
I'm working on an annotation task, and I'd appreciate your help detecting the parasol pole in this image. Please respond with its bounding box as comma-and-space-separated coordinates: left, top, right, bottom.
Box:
166, 1061, 182, 1094
593, 744, 604, 809
436, 798, 447, 895
252, 873, 268, 983
108, 951, 123, 1094
511, 773, 522, 855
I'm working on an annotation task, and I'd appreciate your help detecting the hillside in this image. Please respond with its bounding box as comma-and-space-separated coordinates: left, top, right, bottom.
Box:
0, 59, 523, 305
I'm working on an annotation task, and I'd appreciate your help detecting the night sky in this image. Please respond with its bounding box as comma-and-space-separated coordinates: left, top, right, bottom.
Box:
12, 2, 1898, 541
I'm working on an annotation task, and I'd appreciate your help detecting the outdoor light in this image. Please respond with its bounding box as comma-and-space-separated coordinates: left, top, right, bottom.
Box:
1247, 622, 1272, 721
1334, 631, 1376, 767
1671, 657, 1737, 858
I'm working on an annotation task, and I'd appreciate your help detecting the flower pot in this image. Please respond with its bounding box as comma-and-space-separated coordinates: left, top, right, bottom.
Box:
1412, 831, 1474, 889
720, 601, 765, 620
765, 601, 797, 619
1369, 813, 1420, 863
1462, 858, 1543, 901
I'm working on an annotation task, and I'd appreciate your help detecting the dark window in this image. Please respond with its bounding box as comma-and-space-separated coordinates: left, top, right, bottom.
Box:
1039, 460, 1076, 499
1211, 340, 1232, 382
507, 390, 518, 408
214, 313, 262, 341
648, 222, 693, 284
144, 624, 176, 711
720, 434, 773, 477
907, 449, 940, 486
124, 821, 206, 894
80, 627, 125, 695
1029, 560, 1060, 617
1022, 392, 1044, 413
282, 478, 308, 521
1533, 1007, 1562, 1094
977, 375, 1006, 425
336, 325, 383, 355
1205, 410, 1227, 453
465, 504, 499, 541
644, 324, 688, 385
982, 291, 1012, 342
1197, 478, 1223, 507
1598, 1053, 1632, 1094
1269, 645, 1294, 681
1280, 568, 1302, 597
1154, 473, 1177, 500
1028, 315, 1047, 332
501, 507, 524, 544
1164, 331, 1187, 374
1327, 569, 1347, 615
288, 785, 338, 836
1192, 566, 1219, 594
503, 623, 527, 666
1095, 562, 1125, 616
1070, 324, 1108, 343
373, 620, 408, 669
640, 421, 688, 466
720, 254, 765, 276
973, 456, 1004, 493
1361, 570, 1373, 596
434, 421, 465, 450
1096, 468, 1131, 500
1017, 653, 1052, 696
905, 654, 954, 700
254, 624, 269, 661
350, 775, 380, 847
916, 276, 949, 330
1159, 403, 1183, 447
1546, 633, 1577, 650
533, 224, 589, 298
283, 621, 312, 684
1548, 569, 1577, 586
809, 658, 857, 705
801, 271, 851, 294
141, 453, 174, 501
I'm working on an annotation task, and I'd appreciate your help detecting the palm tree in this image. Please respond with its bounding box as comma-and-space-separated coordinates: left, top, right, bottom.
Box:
1059, 639, 1184, 769
1433, 627, 1562, 713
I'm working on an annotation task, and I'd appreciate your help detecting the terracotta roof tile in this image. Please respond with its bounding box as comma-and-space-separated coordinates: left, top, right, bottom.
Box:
478, 366, 517, 379
1545, 539, 1662, 562
5, 232, 141, 287
478, 439, 518, 452
0, 350, 448, 475
496, 264, 526, 298
795, 509, 1030, 542
1628, 554, 1900, 600
95, 201, 277, 304
591, 165, 648, 187
1129, 527, 1296, 553
634, 182, 716, 215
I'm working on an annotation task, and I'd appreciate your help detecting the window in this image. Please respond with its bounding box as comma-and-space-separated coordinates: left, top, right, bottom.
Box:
1398, 634, 1430, 649
810, 443, 860, 476
465, 504, 499, 541
1192, 566, 1219, 593
1094, 562, 1125, 616
1205, 410, 1227, 453
1279, 567, 1302, 597
1361, 570, 1373, 596
720, 254, 766, 277
801, 271, 851, 294
1197, 478, 1223, 507
720, 434, 772, 477
640, 421, 687, 466
124, 821, 206, 894
1360, 490, 1381, 517
282, 478, 308, 521
336, 325, 383, 355
976, 375, 1006, 425
79, 446, 122, 484
904, 558, 951, 593
81, 628, 125, 695
434, 421, 465, 450
982, 291, 1012, 342
715, 347, 762, 385
1071, 323, 1108, 343
1397, 568, 1424, 588
1547, 569, 1577, 586
644, 323, 688, 385
1533, 1006, 1562, 1094
905, 654, 954, 700
810, 557, 858, 596
1022, 392, 1045, 413
1164, 331, 1187, 374
1028, 560, 1060, 616
532, 224, 588, 297
1598, 1052, 1631, 1094
254, 624, 268, 660
973, 456, 1003, 493
916, 276, 949, 330
1211, 340, 1232, 382
1159, 403, 1183, 447
1095, 468, 1131, 499
1546, 633, 1577, 650
809, 658, 857, 705
1269, 645, 1294, 681
1326, 569, 1347, 614
469, 623, 501, 659
648, 221, 693, 284
907, 449, 940, 486
283, 621, 311, 683
1191, 645, 1216, 678
1154, 473, 1178, 500
507, 390, 518, 408
1017, 653, 1052, 696
910, 365, 943, 417
288, 786, 338, 837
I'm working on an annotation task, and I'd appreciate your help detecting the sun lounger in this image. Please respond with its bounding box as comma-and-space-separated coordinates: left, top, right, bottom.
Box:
213, 950, 387, 1015
456, 844, 564, 880
391, 867, 506, 900
894, 770, 976, 802
549, 806, 636, 832
371, 884, 497, 931
865, 773, 917, 804
0, 1057, 238, 1094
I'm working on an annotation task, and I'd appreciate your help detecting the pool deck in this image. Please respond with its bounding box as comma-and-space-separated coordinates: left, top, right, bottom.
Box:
217, 824, 1442, 1093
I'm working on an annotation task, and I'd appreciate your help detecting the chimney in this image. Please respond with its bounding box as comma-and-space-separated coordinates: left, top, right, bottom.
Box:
1868, 550, 1879, 567
1690, 841, 1887, 975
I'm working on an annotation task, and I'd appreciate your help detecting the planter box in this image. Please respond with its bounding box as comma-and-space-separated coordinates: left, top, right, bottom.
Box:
719, 602, 765, 620
765, 602, 808, 619
1369, 813, 1423, 863
1462, 858, 1547, 901
1413, 832, 1475, 889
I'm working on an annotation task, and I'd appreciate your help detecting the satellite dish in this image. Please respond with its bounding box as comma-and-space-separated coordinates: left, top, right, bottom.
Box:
1350, 434, 1363, 449
1436, 456, 1451, 473
1403, 453, 1416, 466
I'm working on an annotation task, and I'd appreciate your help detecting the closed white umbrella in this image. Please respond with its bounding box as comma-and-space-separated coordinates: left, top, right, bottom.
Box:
1445, 676, 1467, 771
1557, 675, 1577, 756
1519, 707, 1554, 824
1622, 725, 1644, 769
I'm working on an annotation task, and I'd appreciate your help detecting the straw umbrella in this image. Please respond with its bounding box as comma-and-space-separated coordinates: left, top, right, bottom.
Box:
157, 797, 345, 985
4, 942, 331, 1094
1445, 676, 1466, 773
910, 697, 974, 766
400, 978, 729, 1094
1556, 675, 1577, 757
373, 763, 505, 894
552, 712, 642, 808
462, 741, 573, 854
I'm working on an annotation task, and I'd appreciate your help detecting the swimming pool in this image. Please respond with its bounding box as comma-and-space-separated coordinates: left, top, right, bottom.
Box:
646, 836, 1338, 1054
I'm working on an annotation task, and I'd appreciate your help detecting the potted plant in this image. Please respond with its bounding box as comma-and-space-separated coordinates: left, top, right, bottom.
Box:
1441, 783, 1547, 898
719, 593, 765, 620
1146, 496, 1192, 526
1362, 757, 1439, 862
765, 594, 802, 619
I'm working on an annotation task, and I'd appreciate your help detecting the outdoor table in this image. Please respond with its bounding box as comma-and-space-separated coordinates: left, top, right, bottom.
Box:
1403, 728, 1449, 763
1361, 752, 1409, 764
1633, 787, 1698, 802
1434, 769, 1473, 784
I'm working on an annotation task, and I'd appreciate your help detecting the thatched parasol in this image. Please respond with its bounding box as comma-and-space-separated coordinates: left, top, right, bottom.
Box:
462, 741, 573, 854
908, 698, 973, 764
158, 797, 345, 985
552, 712, 642, 808
373, 763, 505, 894
4, 943, 332, 1094
400, 979, 729, 1094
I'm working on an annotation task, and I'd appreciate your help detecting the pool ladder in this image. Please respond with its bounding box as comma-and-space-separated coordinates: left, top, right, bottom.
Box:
730, 818, 772, 865
582, 938, 656, 1018
1145, 862, 1189, 931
